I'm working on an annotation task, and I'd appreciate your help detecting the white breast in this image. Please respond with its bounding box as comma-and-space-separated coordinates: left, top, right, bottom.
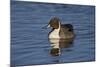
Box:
49, 29, 60, 39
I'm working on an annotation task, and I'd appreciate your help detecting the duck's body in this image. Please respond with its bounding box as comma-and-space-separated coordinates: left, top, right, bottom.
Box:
49, 24, 74, 39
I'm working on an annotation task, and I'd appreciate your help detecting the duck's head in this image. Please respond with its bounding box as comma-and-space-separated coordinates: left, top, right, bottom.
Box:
47, 17, 61, 29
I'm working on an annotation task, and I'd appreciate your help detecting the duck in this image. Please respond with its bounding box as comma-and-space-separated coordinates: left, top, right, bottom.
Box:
48, 17, 74, 39
46, 17, 75, 56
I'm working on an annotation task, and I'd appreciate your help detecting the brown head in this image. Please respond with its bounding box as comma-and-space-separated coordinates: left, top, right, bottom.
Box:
48, 17, 61, 29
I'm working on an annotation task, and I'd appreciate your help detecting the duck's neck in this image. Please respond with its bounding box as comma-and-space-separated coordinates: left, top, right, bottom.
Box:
58, 21, 61, 30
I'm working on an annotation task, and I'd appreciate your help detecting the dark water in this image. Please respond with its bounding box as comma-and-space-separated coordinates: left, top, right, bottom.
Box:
11, 1, 95, 66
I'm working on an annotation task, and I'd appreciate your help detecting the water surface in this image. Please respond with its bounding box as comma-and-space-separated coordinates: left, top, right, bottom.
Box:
11, 1, 95, 66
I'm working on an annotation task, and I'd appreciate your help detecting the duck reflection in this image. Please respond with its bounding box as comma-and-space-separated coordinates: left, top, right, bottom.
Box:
47, 17, 75, 56
49, 38, 74, 56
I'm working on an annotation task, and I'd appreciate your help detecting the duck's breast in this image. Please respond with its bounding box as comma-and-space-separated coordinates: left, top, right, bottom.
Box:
49, 29, 60, 39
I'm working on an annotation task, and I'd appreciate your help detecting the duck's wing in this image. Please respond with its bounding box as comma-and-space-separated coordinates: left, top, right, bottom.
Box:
60, 24, 74, 39
61, 24, 73, 31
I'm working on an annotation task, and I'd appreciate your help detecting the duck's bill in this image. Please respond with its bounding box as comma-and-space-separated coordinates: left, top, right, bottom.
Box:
42, 24, 50, 29
47, 24, 50, 28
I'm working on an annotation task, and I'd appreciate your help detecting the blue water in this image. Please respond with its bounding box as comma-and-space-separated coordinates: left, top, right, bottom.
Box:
11, 1, 95, 66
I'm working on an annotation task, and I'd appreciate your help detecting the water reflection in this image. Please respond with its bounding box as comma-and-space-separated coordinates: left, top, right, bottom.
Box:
49, 38, 74, 56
